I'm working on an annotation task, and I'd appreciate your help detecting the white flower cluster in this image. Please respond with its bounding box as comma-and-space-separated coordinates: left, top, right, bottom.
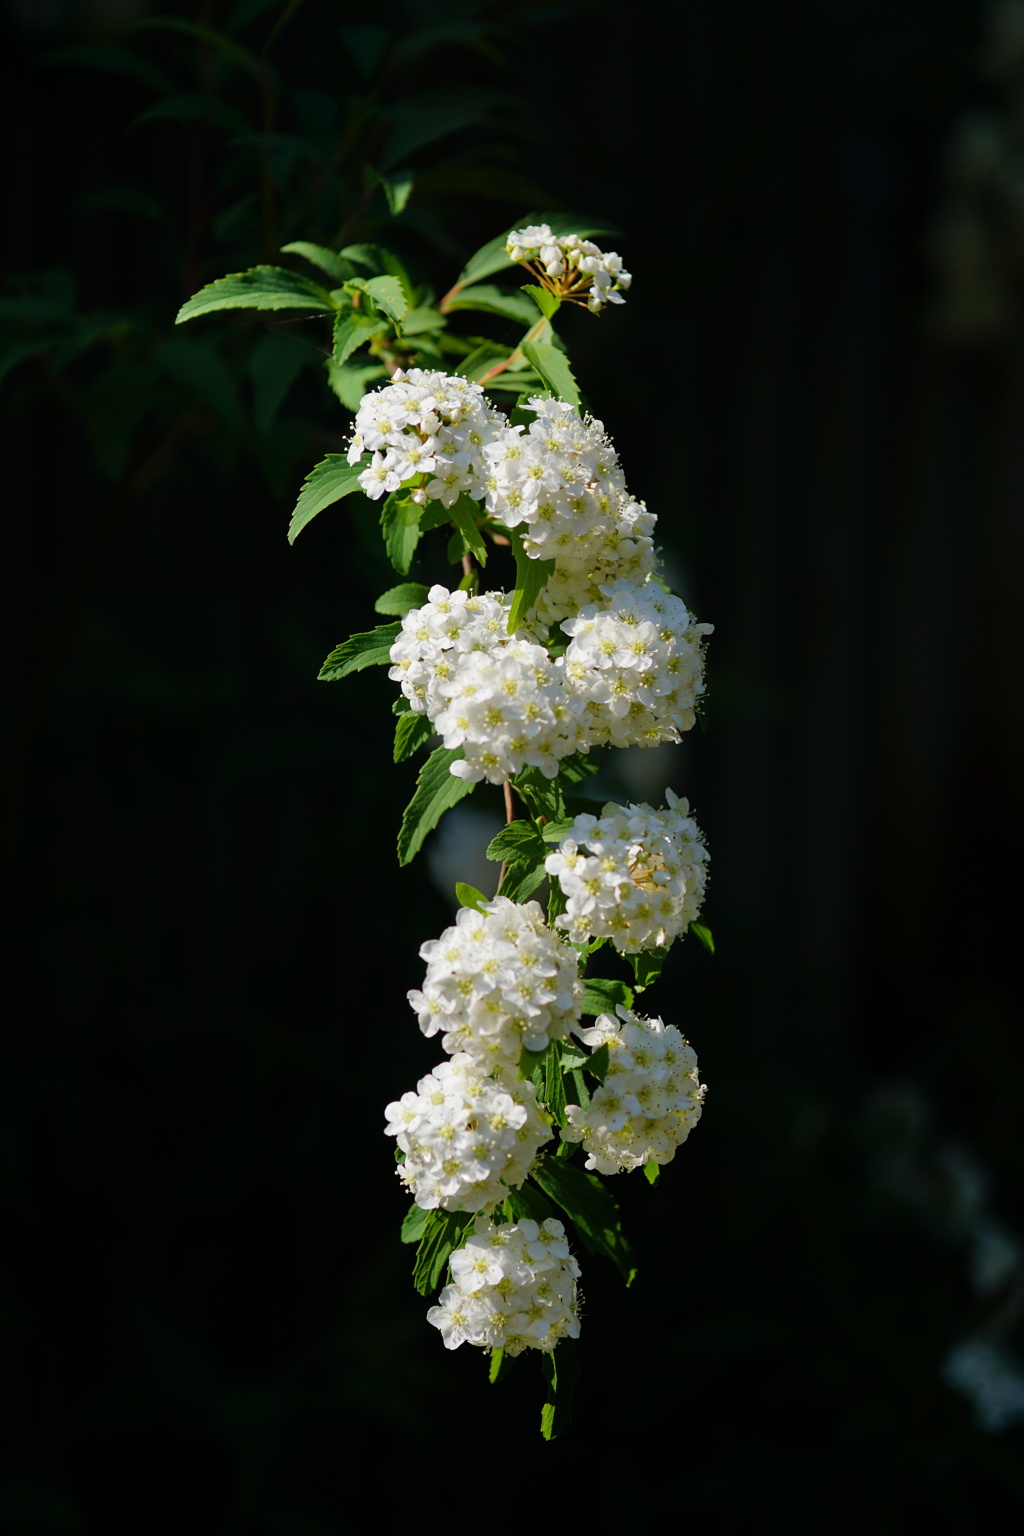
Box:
347, 368, 504, 506
545, 790, 708, 952
562, 1008, 705, 1174
388, 585, 587, 783
481, 397, 657, 625
506, 224, 631, 312
562, 579, 713, 746
408, 896, 582, 1074
427, 1217, 581, 1353
385, 1054, 550, 1212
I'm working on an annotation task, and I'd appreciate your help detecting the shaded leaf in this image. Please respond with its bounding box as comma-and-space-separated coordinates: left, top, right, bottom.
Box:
318, 623, 400, 682
446, 284, 537, 325
374, 582, 430, 616
397, 747, 476, 866
540, 1339, 580, 1441
628, 946, 668, 991
152, 337, 241, 424
287, 454, 365, 543
381, 88, 510, 171
176, 266, 334, 324
325, 359, 387, 411
393, 711, 432, 763
249, 330, 316, 430
690, 922, 715, 955
281, 241, 358, 284
532, 1155, 637, 1285
448, 494, 488, 566
507, 526, 554, 634
400, 1203, 429, 1244
332, 311, 379, 365
411, 1209, 473, 1295
133, 93, 251, 133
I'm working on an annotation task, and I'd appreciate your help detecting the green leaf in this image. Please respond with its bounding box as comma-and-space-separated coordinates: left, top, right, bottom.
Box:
288, 455, 366, 544
379, 167, 415, 216
540, 1339, 580, 1441
587, 1044, 610, 1084
488, 1347, 514, 1384
400, 1203, 429, 1244
628, 946, 669, 992
393, 712, 432, 764
280, 241, 357, 284
455, 882, 489, 911
690, 922, 715, 955
446, 285, 537, 325
521, 341, 581, 410
581, 978, 634, 1017
318, 624, 400, 682
448, 494, 488, 566
175, 266, 334, 324
531, 1155, 637, 1285
485, 820, 544, 862
374, 582, 430, 617
522, 285, 561, 320
332, 311, 379, 365
543, 1039, 567, 1127
325, 360, 387, 411
397, 747, 475, 866
517, 1043, 549, 1083
502, 1183, 555, 1223
411, 1209, 474, 1296
402, 307, 447, 336
511, 767, 564, 822
249, 330, 316, 431
485, 819, 550, 902
380, 493, 423, 574
643, 1162, 660, 1186
507, 526, 554, 634
350, 275, 409, 326
339, 244, 383, 271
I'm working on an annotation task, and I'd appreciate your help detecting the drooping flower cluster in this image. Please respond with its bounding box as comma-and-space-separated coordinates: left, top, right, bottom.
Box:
561, 1008, 706, 1174
347, 368, 504, 506
385, 1054, 551, 1212
506, 224, 632, 312
545, 789, 708, 953
481, 397, 657, 625
562, 579, 713, 746
408, 896, 583, 1074
427, 1217, 581, 1353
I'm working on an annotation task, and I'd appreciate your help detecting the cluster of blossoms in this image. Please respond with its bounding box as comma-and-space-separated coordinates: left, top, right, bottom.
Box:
561, 1008, 706, 1175
545, 790, 708, 953
385, 1053, 551, 1212
561, 579, 713, 747
347, 368, 504, 507
481, 397, 657, 625
408, 896, 583, 1074
427, 1217, 581, 1353
505, 224, 632, 312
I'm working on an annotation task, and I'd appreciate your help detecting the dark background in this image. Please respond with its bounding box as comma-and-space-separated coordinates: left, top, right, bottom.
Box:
3, 0, 1023, 1530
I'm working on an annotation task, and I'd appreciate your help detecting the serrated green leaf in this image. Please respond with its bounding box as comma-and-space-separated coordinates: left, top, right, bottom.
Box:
280, 241, 356, 284
628, 946, 669, 992
497, 863, 548, 903
176, 265, 334, 325
332, 311, 379, 365
580, 978, 633, 1017
350, 274, 409, 325
485, 820, 542, 860
318, 623, 400, 682
507, 526, 554, 634
512, 766, 564, 822
393, 711, 432, 763
411, 1209, 474, 1295
540, 1339, 580, 1441
380, 493, 423, 574
532, 1155, 636, 1285
455, 882, 488, 911
521, 341, 580, 410
643, 1162, 660, 1186
559, 751, 601, 786
446, 284, 537, 325
543, 1039, 567, 1127
522, 284, 561, 320
374, 582, 429, 617
540, 818, 576, 843
690, 922, 715, 955
325, 360, 387, 411
448, 494, 488, 566
400, 1203, 429, 1244
518, 1043, 549, 1082
339, 243, 382, 271
288, 455, 365, 543
398, 747, 476, 866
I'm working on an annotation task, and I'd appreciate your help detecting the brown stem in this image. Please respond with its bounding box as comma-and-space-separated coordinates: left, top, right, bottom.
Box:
497, 779, 516, 888
478, 315, 549, 386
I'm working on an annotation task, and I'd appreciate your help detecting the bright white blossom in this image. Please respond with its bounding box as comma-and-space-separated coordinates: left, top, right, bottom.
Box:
545, 790, 708, 952
426, 1217, 581, 1353
388, 585, 512, 717
347, 368, 504, 504
408, 896, 583, 1074
505, 225, 631, 312
562, 1007, 705, 1174
385, 1054, 550, 1212
562, 578, 713, 747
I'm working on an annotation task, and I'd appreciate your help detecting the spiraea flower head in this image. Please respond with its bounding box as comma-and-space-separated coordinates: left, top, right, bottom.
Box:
408, 895, 583, 1073
347, 368, 504, 505
561, 1006, 706, 1174
426, 1216, 582, 1354
388, 584, 512, 716
545, 789, 708, 953
561, 577, 713, 748
385, 1054, 551, 1213
505, 225, 631, 312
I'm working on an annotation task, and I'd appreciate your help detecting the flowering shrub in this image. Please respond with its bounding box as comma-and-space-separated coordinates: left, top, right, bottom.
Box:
177, 216, 714, 1438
